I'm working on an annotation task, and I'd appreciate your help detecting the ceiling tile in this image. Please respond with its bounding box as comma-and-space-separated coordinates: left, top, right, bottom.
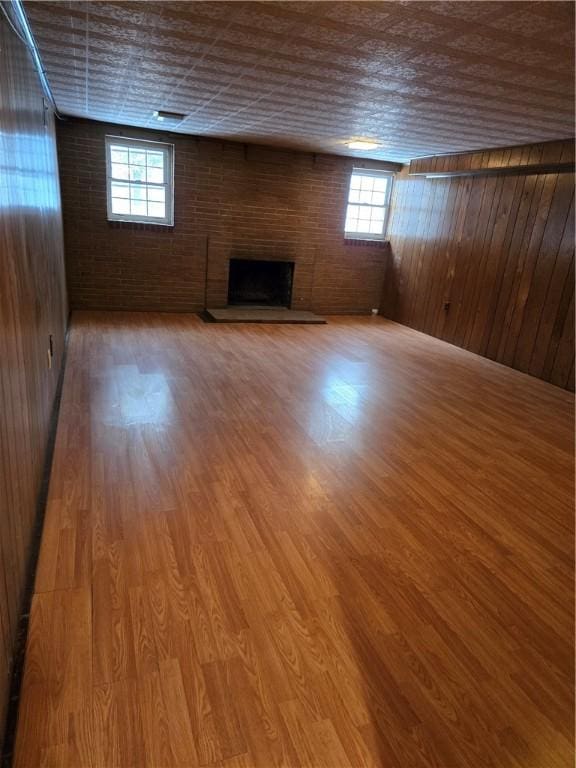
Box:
24, 0, 575, 162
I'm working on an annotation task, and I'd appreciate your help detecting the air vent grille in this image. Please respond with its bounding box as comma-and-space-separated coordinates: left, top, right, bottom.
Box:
154, 110, 186, 122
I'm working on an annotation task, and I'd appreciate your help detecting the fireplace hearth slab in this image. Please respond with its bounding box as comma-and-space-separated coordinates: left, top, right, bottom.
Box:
203, 308, 326, 324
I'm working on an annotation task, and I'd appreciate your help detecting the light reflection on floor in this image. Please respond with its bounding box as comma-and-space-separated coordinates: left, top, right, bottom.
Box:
92, 369, 175, 427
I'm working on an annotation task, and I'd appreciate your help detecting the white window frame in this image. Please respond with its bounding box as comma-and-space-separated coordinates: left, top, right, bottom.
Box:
344, 169, 394, 241
105, 135, 174, 226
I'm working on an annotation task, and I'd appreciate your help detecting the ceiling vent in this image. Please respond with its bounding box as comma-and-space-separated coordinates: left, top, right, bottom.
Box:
153, 110, 186, 124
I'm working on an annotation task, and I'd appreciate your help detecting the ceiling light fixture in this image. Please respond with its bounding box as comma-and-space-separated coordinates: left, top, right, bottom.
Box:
347, 140, 380, 150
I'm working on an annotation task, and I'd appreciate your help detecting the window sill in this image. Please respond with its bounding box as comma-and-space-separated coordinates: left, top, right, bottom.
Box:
108, 219, 174, 231
344, 237, 389, 247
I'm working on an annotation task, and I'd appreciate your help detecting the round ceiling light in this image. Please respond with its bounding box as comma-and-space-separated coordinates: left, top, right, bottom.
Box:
347, 140, 380, 150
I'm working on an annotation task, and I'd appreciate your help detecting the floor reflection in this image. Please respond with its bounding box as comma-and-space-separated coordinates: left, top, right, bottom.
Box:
92, 368, 175, 427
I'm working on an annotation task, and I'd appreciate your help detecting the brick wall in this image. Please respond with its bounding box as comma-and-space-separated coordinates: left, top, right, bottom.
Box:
57, 118, 395, 314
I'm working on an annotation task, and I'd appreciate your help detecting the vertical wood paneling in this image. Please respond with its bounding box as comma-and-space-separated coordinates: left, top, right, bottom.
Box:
0, 10, 68, 742
383, 141, 575, 391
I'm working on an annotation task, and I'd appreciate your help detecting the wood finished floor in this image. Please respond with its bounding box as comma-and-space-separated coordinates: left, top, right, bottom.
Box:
14, 312, 574, 768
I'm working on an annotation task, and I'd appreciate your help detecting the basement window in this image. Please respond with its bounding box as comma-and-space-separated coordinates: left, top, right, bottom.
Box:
105, 136, 174, 225
345, 169, 393, 240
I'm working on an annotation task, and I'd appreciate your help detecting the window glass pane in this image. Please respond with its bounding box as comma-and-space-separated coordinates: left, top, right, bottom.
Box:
130, 200, 147, 216
129, 149, 146, 165
146, 167, 164, 184
359, 190, 373, 204
148, 202, 165, 218
346, 213, 359, 232
370, 220, 384, 234
373, 177, 388, 192
111, 198, 130, 214
360, 176, 374, 191
111, 147, 128, 164
129, 165, 146, 182
350, 175, 362, 190
347, 204, 359, 219
130, 186, 146, 201
111, 182, 129, 199
372, 208, 385, 222
358, 206, 371, 220
372, 191, 385, 206
348, 189, 361, 203
111, 163, 129, 180
146, 152, 164, 168
148, 187, 165, 202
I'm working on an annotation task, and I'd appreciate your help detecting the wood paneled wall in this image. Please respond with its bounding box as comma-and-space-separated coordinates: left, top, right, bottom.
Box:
0, 10, 68, 742
382, 140, 575, 390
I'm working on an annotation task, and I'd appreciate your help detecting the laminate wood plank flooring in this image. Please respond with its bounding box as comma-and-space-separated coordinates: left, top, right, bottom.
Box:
14, 312, 574, 767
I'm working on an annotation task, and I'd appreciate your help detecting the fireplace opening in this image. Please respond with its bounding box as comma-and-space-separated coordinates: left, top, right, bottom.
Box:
227, 259, 295, 308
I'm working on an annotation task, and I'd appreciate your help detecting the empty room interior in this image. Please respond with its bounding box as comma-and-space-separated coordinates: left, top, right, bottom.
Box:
1, 0, 575, 766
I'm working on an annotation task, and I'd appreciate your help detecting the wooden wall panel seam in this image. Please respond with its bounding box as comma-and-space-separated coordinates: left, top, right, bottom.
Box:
518, 179, 575, 374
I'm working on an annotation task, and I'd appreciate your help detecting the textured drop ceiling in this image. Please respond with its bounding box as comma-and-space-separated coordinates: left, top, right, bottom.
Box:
25, 0, 575, 162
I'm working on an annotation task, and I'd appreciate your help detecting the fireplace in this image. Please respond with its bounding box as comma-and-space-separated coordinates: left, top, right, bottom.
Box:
227, 259, 295, 308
